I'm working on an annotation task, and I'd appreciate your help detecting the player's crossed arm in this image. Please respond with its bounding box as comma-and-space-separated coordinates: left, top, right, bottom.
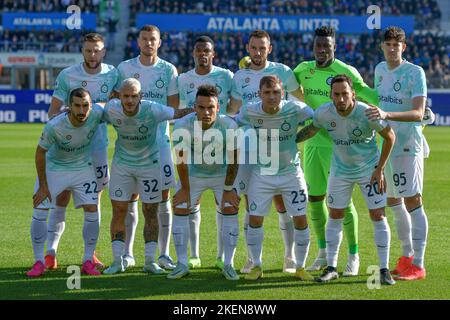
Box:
295, 123, 320, 143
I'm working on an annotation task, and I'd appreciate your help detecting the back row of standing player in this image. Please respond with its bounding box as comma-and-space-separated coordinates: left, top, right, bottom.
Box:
28, 25, 429, 283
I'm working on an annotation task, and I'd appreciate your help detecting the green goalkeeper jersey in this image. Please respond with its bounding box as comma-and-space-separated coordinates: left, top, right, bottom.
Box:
293, 59, 379, 148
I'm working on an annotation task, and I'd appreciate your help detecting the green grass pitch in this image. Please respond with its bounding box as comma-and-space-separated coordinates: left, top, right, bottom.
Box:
0, 124, 449, 300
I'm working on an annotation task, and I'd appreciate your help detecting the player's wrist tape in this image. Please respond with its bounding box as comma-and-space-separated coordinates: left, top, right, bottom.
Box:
224, 185, 234, 191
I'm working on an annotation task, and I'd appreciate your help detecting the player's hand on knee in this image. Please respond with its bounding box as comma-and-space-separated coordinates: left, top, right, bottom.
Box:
173, 188, 190, 209
221, 189, 240, 211
33, 185, 51, 208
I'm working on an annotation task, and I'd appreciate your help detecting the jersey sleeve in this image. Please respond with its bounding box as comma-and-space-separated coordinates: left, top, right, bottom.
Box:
177, 75, 187, 108
167, 64, 179, 96
151, 102, 175, 123
295, 102, 314, 123
231, 77, 242, 101
111, 67, 121, 92
412, 66, 427, 98
312, 108, 324, 129
101, 101, 113, 123
172, 117, 190, 150
234, 106, 250, 127
293, 62, 306, 86
349, 65, 379, 106
52, 71, 70, 103
38, 124, 56, 150
282, 65, 300, 92
369, 118, 388, 132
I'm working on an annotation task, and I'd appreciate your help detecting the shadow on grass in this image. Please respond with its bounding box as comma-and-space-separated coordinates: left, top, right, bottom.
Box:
0, 265, 370, 300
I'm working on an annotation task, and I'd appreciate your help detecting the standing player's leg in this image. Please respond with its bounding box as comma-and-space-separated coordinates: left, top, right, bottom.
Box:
103, 199, 128, 274
188, 203, 202, 269
214, 182, 239, 280
396, 155, 427, 281
342, 200, 359, 276
273, 195, 296, 273
280, 171, 314, 281
304, 146, 329, 271
124, 195, 139, 268
157, 149, 176, 270
29, 207, 49, 277
359, 176, 395, 285
45, 190, 70, 269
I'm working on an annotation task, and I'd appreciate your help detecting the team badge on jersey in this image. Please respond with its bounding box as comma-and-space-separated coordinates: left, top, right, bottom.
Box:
82, 81, 87, 87
139, 125, 149, 134
156, 78, 165, 89
189, 83, 195, 89
101, 84, 109, 93
328, 195, 334, 204
215, 84, 222, 94
250, 201, 257, 211
245, 77, 250, 83
393, 81, 401, 92
134, 73, 140, 79
115, 189, 123, 197
331, 121, 336, 128
310, 69, 315, 75
281, 120, 291, 132
116, 119, 122, 125
66, 134, 72, 141
326, 76, 333, 86
257, 119, 263, 125
352, 127, 362, 137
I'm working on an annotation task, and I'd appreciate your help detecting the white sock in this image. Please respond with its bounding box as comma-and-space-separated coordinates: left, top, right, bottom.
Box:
125, 201, 138, 257
410, 206, 428, 268
158, 199, 172, 257
46, 205, 66, 256
173, 214, 189, 265
31, 209, 48, 263
278, 212, 295, 259
112, 240, 125, 263
244, 210, 252, 263
222, 214, 239, 266
188, 205, 201, 258
326, 217, 343, 268
82, 211, 100, 263
373, 218, 391, 270
216, 210, 224, 260
247, 225, 264, 267
390, 203, 413, 257
294, 227, 310, 269
144, 241, 158, 265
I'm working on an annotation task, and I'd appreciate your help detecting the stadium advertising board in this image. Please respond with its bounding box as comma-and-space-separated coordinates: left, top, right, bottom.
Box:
0, 53, 83, 68
136, 14, 414, 34
2, 13, 96, 31
1, 90, 448, 125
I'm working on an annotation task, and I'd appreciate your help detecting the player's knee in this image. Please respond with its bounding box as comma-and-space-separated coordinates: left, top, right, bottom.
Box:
293, 215, 307, 229
222, 207, 238, 215
249, 215, 263, 228
130, 193, 139, 202
404, 194, 422, 211
174, 208, 190, 215
83, 204, 98, 212
309, 194, 325, 202
161, 189, 170, 201
329, 208, 345, 219
387, 197, 403, 207
369, 208, 386, 221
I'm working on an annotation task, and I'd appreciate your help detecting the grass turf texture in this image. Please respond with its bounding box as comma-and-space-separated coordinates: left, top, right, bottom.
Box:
0, 124, 449, 300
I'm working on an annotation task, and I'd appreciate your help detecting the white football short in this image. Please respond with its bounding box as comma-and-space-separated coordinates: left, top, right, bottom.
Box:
91, 147, 109, 191
174, 175, 237, 212
160, 145, 176, 190
327, 175, 386, 210
385, 154, 424, 198
235, 164, 253, 195
247, 168, 308, 217
109, 162, 162, 203
34, 166, 99, 209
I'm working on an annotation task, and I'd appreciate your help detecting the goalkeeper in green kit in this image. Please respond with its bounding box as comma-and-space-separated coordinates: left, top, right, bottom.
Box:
293, 26, 379, 275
